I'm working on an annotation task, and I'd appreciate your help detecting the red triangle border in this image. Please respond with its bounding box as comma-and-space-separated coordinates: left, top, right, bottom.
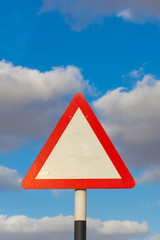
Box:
22, 93, 135, 189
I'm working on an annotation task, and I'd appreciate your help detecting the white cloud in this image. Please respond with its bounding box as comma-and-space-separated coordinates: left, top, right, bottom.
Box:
123, 67, 144, 79
0, 214, 149, 240
51, 189, 72, 197
93, 74, 160, 169
136, 168, 160, 184
0, 166, 22, 190
88, 218, 149, 240
0, 60, 90, 110
117, 9, 133, 22
147, 234, 160, 240
39, 0, 160, 31
0, 60, 92, 151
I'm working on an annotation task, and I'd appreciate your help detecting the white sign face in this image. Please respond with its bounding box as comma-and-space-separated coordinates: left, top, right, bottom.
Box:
36, 108, 121, 180
22, 93, 135, 189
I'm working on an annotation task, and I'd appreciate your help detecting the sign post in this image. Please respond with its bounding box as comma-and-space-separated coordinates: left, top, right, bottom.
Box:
22, 92, 135, 240
74, 189, 87, 240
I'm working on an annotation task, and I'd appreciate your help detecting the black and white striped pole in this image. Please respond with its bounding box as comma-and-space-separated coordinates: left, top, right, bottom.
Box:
74, 189, 87, 240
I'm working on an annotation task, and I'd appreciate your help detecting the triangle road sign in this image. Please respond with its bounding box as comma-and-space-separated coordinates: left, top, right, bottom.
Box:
22, 93, 135, 189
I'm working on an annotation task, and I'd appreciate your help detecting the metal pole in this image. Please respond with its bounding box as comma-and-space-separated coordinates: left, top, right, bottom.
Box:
74, 189, 87, 240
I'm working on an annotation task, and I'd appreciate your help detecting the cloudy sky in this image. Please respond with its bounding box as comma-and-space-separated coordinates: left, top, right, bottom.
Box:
0, 0, 160, 239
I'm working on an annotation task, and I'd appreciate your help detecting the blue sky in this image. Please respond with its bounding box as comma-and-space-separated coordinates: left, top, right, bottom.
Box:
0, 0, 160, 239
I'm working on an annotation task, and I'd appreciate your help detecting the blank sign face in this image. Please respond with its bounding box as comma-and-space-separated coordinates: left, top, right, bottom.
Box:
22, 93, 135, 189
36, 108, 121, 180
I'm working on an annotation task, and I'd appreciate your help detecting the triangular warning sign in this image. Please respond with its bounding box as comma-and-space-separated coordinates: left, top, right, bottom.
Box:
22, 93, 135, 189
